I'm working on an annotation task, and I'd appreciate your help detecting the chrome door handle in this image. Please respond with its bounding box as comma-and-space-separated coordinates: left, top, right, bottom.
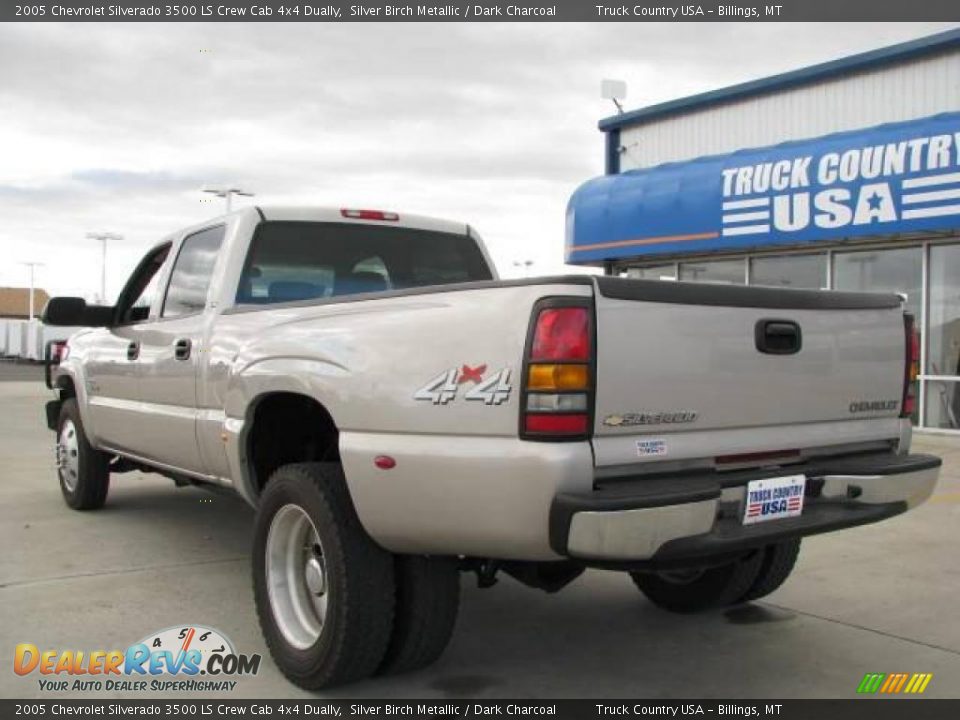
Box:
174, 338, 192, 361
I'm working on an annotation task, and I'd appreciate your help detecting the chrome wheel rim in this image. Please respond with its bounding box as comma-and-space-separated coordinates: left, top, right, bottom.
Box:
57, 419, 80, 492
265, 504, 329, 650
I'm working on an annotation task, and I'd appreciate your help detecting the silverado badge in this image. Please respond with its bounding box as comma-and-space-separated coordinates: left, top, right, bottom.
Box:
603, 411, 698, 427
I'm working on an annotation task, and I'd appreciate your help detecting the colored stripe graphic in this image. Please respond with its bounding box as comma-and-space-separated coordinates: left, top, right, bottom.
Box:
569, 230, 719, 254
857, 672, 932, 694
906, 673, 934, 694
857, 673, 885, 693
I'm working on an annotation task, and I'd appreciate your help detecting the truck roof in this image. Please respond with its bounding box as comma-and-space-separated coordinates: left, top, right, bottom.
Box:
246, 206, 471, 236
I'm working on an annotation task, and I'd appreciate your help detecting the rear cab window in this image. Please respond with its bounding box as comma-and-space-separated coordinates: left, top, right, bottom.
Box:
235, 222, 493, 305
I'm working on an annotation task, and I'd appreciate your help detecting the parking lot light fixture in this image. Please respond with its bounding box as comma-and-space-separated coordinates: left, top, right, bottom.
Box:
85, 232, 123, 304
202, 185, 255, 213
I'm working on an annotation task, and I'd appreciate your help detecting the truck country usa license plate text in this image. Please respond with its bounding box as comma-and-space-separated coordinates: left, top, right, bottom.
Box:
743, 475, 806, 525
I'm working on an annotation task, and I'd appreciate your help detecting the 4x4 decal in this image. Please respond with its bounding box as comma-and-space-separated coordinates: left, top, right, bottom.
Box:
414, 364, 512, 405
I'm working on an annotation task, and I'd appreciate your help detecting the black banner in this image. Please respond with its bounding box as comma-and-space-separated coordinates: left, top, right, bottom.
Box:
4, 700, 960, 719
3, 0, 960, 23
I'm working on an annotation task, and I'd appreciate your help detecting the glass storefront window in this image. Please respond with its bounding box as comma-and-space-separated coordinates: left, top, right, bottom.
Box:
833, 246, 922, 426
627, 264, 677, 281
927, 243, 960, 377
679, 258, 745, 284
749, 254, 826, 289
924, 380, 960, 429
832, 247, 922, 318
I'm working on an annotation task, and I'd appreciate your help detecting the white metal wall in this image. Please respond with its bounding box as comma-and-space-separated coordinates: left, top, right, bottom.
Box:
0, 319, 82, 360
618, 50, 960, 171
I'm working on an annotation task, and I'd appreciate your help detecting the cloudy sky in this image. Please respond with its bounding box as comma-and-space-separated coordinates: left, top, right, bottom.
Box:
0, 21, 956, 302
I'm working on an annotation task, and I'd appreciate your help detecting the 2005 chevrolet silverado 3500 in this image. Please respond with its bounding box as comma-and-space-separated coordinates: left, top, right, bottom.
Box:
42, 206, 940, 688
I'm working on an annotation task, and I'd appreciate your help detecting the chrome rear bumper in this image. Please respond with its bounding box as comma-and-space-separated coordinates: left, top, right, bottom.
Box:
551, 453, 940, 563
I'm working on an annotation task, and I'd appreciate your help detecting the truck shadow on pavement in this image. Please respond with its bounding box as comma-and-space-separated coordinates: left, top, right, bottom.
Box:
94, 480, 811, 698
6, 475, 904, 699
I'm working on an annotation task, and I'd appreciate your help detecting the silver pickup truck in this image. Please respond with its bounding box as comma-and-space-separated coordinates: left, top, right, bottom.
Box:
43, 206, 940, 688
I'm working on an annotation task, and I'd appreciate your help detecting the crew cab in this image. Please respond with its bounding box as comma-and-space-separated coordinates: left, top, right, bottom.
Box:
43, 206, 940, 688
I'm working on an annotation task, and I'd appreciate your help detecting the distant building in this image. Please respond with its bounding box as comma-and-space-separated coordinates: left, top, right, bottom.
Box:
0, 287, 50, 319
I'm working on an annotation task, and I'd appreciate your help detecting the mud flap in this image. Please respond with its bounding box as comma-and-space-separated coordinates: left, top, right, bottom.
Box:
45, 400, 62, 431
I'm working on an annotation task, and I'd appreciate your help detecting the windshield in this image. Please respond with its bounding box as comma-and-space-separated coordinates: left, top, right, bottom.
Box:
236, 221, 493, 304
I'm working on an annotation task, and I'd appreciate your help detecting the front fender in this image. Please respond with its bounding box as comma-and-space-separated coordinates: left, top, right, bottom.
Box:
50, 361, 92, 434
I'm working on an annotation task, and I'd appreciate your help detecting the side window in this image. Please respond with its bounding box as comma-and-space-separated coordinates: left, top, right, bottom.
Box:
162, 226, 225, 318
115, 244, 171, 325
131, 267, 163, 316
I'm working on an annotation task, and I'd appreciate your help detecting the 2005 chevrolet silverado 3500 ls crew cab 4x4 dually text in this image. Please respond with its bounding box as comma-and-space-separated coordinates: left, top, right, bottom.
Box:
42, 206, 940, 688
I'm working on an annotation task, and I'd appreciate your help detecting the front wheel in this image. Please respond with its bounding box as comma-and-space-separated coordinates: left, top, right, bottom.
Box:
252, 462, 395, 689
630, 551, 764, 613
56, 398, 110, 510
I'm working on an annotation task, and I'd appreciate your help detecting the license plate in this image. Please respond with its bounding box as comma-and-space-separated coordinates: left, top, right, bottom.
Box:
743, 474, 806, 525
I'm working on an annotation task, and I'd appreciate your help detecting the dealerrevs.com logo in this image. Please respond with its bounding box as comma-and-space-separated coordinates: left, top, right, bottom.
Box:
14, 625, 261, 693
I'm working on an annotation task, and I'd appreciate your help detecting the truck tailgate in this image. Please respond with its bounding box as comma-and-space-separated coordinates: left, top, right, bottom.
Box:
590, 277, 907, 468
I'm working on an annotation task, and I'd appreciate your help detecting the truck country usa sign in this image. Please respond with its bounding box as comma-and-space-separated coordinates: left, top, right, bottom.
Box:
566, 112, 960, 263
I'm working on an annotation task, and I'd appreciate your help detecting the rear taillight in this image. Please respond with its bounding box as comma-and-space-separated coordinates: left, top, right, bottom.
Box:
521, 302, 593, 441
902, 313, 919, 418
531, 308, 590, 361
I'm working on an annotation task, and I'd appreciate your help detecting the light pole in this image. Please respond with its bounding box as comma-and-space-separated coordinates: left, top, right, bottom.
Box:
202, 185, 254, 213
513, 259, 534, 277
20, 262, 45, 321
86, 232, 123, 304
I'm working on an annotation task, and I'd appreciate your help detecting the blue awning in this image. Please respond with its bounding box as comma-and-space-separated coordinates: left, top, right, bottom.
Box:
567, 112, 960, 265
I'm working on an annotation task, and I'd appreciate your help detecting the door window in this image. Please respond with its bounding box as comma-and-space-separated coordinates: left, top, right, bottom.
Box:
115, 244, 171, 325
162, 226, 226, 318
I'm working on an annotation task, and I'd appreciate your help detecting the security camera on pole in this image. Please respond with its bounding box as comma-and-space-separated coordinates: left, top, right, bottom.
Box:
601, 78, 627, 114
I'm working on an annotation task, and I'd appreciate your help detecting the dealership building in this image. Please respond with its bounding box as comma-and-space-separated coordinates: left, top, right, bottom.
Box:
567, 28, 960, 432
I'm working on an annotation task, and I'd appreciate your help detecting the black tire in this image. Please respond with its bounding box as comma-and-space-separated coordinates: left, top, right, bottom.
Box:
630, 550, 764, 613
56, 398, 110, 510
252, 462, 395, 689
379, 555, 460, 675
738, 539, 801, 603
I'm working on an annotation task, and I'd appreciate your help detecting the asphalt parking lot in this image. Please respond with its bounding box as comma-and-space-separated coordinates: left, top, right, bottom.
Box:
1, 364, 959, 699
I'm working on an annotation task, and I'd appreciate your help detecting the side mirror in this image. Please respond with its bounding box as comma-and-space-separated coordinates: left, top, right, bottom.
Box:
42, 297, 114, 327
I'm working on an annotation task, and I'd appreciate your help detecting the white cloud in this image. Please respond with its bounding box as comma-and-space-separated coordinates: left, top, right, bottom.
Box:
0, 21, 955, 298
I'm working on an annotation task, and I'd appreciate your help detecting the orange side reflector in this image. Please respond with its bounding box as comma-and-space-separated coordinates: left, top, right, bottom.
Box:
527, 363, 589, 391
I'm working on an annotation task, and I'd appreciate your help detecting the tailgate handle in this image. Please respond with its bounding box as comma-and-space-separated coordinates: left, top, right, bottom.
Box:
756, 319, 801, 355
